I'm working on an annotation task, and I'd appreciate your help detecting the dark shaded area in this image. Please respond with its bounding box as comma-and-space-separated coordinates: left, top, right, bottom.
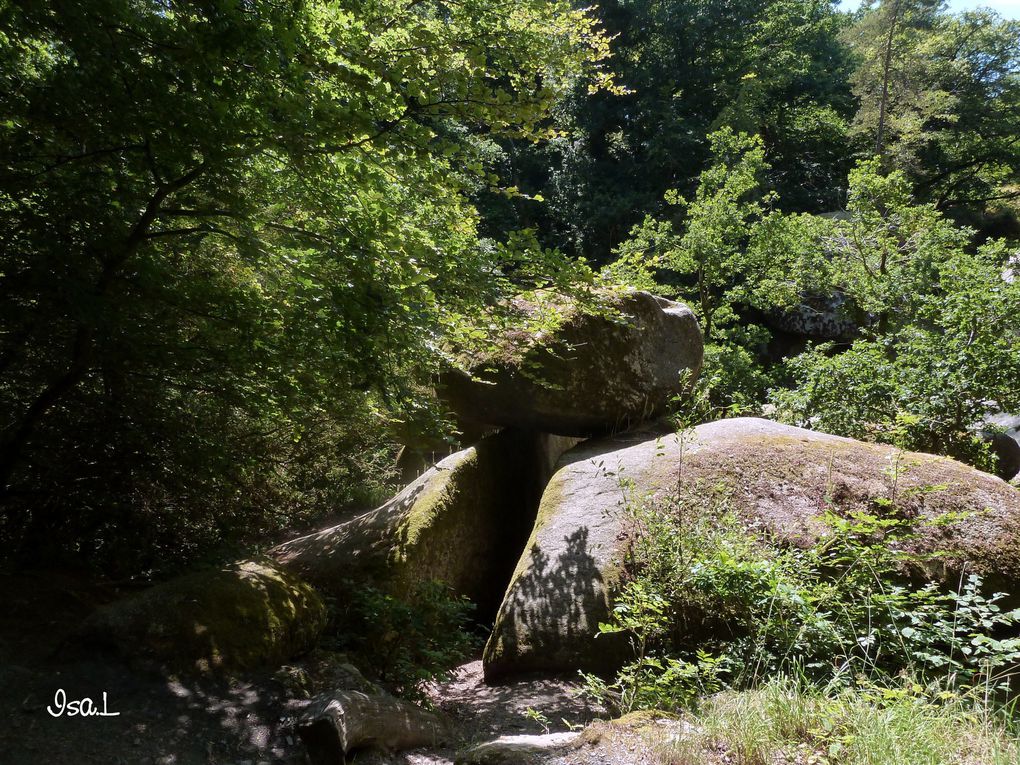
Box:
275, 428, 570, 627
475, 0, 857, 261
0, 571, 310, 763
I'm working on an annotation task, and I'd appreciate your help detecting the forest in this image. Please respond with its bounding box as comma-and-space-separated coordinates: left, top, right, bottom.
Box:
2, 1, 1020, 763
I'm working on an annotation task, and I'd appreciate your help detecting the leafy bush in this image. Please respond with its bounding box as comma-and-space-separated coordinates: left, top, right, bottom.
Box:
584, 474, 1020, 714
325, 579, 480, 699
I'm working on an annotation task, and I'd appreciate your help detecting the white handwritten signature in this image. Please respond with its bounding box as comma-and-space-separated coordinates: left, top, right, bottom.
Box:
47, 688, 120, 717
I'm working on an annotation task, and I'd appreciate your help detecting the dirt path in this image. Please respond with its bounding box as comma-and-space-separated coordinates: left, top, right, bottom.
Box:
359, 661, 671, 765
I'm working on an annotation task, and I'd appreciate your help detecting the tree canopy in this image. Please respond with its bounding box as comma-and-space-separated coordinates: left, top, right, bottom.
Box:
1, 0, 1018, 574
0, 0, 611, 570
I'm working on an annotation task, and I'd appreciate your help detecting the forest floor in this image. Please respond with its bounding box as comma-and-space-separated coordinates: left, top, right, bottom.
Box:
0, 571, 672, 765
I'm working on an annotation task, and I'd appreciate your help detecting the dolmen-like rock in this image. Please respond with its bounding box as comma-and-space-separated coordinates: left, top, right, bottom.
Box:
77, 559, 326, 673
440, 291, 703, 437
483, 418, 1020, 679
272, 429, 580, 620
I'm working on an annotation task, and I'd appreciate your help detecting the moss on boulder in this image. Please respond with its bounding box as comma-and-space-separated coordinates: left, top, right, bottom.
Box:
440, 291, 703, 437
484, 418, 1020, 680
77, 559, 326, 673
271, 429, 581, 621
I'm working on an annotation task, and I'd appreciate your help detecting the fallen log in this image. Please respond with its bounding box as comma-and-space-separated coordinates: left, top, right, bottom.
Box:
296, 689, 449, 764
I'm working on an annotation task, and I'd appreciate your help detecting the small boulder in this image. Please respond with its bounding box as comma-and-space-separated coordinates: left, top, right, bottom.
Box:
983, 413, 1020, 480
77, 559, 325, 673
763, 290, 860, 340
983, 429, 1020, 481
440, 291, 703, 437
271, 429, 581, 621
484, 418, 1020, 679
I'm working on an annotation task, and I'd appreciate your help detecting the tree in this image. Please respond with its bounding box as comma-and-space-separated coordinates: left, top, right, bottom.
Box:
0, 0, 611, 570
664, 130, 771, 343
538, 0, 855, 261
608, 129, 781, 412
771, 160, 1020, 468
845, 1, 1020, 211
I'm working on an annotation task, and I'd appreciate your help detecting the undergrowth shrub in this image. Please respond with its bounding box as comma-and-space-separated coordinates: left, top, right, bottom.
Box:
583, 467, 1020, 715
324, 579, 479, 699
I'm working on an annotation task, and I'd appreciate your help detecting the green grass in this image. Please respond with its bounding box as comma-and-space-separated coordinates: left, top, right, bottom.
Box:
652, 676, 1020, 765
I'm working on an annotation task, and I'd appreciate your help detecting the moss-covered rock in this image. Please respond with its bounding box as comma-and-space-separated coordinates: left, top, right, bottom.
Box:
484, 418, 1020, 680
439, 291, 703, 437
271, 429, 581, 621
77, 559, 326, 673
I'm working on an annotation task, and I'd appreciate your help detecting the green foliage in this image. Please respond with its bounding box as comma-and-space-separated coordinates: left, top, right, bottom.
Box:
660, 676, 1020, 765
845, 1, 1020, 208
770, 160, 1020, 468
0, 0, 612, 572
664, 128, 772, 342
325, 579, 479, 699
541, 0, 855, 260
588, 472, 1020, 715
607, 129, 782, 414
582, 576, 728, 714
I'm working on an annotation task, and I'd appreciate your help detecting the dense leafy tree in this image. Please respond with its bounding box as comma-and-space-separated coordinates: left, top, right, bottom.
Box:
539, 0, 855, 260
771, 161, 1020, 467
845, 1, 1020, 211
0, 0, 610, 571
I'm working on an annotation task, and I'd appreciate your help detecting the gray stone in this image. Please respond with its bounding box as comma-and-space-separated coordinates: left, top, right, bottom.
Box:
484, 418, 1020, 679
440, 291, 703, 437
271, 429, 580, 620
980, 413, 1020, 480
296, 688, 448, 763
763, 290, 859, 340
456, 732, 579, 764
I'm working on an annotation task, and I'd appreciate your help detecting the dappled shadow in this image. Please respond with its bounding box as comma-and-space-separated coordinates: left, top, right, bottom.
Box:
271, 468, 435, 580
425, 659, 605, 742
488, 525, 628, 678
0, 571, 312, 764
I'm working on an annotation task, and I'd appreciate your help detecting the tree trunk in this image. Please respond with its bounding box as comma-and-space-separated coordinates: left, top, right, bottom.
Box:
876, 0, 901, 159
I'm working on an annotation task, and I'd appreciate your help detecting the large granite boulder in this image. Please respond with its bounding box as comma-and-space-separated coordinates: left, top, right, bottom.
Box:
440, 291, 703, 437
272, 429, 580, 621
983, 413, 1020, 480
77, 559, 326, 673
483, 418, 1020, 679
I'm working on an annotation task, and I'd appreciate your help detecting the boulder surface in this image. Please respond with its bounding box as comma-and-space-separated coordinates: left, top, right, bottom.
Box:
483, 418, 1020, 679
272, 429, 580, 620
440, 291, 703, 437
78, 559, 326, 672
984, 413, 1020, 480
